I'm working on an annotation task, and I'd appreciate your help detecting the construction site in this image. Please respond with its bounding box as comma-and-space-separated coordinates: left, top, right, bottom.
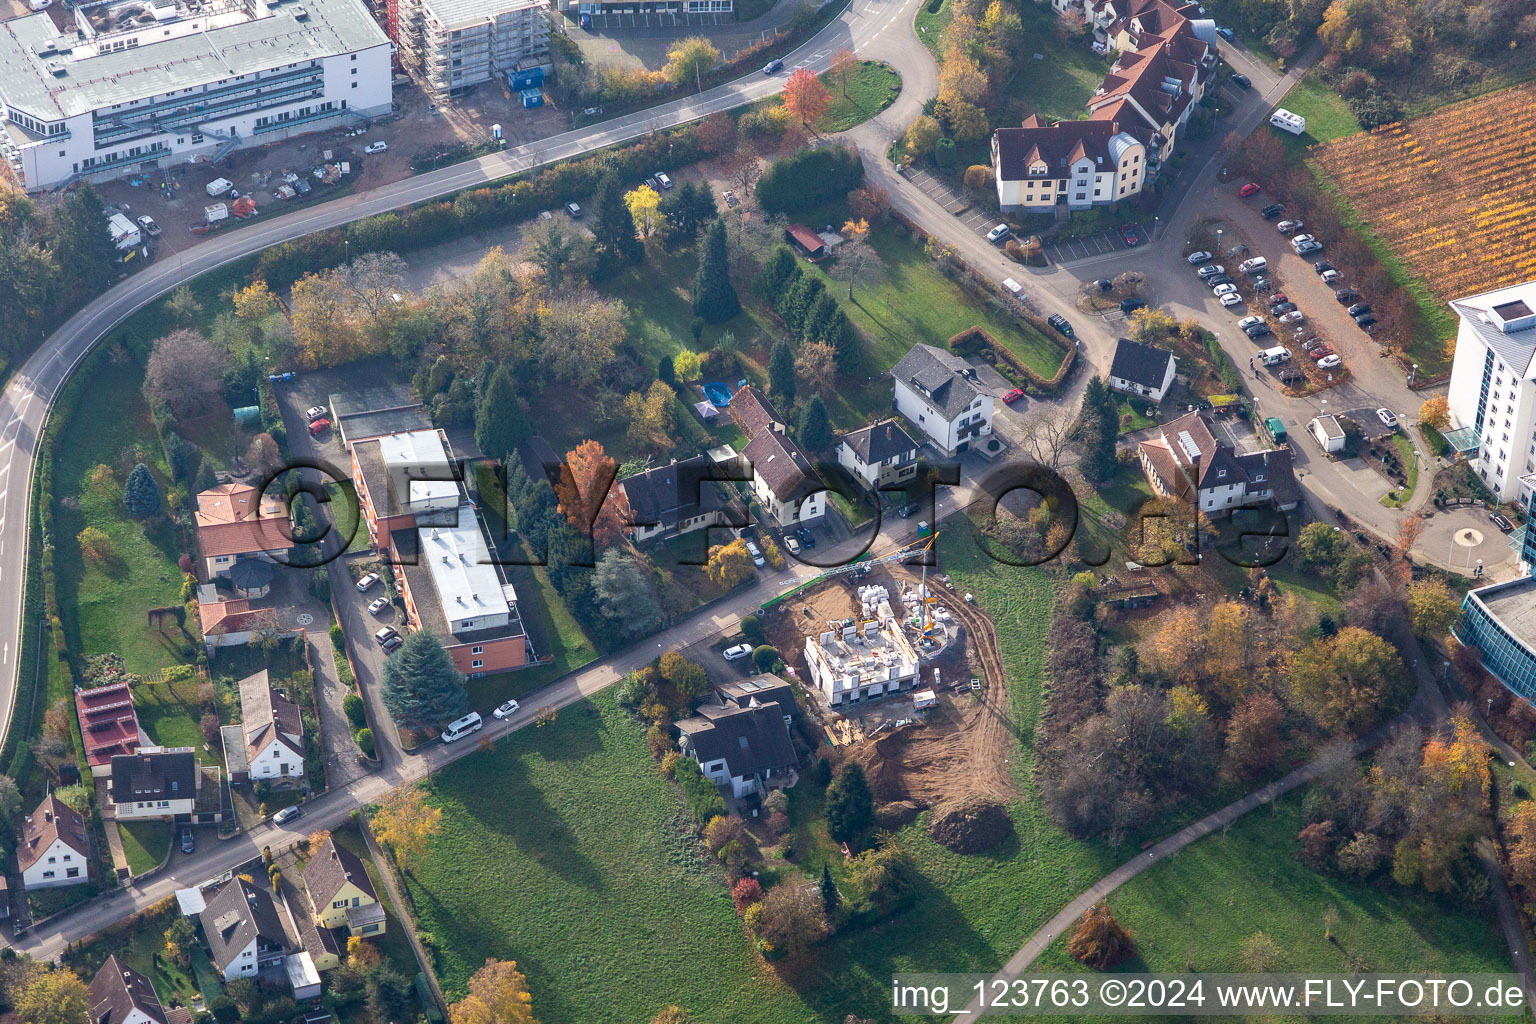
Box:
762, 563, 1019, 807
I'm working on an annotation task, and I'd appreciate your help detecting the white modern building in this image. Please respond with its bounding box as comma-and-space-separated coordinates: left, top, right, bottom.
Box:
0, 0, 392, 190
890, 344, 994, 456
394, 0, 550, 96
1445, 280, 1536, 505
802, 595, 919, 706
992, 115, 1146, 213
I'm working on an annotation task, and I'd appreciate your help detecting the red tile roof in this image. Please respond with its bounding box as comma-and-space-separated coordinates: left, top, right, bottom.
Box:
195, 484, 292, 560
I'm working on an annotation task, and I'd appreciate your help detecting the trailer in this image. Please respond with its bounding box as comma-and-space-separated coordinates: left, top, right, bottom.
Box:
204, 202, 229, 224
1269, 108, 1306, 135
107, 212, 141, 251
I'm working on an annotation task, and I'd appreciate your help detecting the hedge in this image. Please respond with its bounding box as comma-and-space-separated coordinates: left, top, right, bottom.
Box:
949, 327, 1076, 393
674, 757, 728, 823
755, 145, 865, 216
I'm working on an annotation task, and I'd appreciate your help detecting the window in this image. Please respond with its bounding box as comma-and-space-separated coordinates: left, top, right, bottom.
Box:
351, 82, 357, 88
66, 867, 79, 878
472, 659, 484, 668
471, 645, 483, 654
333, 899, 348, 908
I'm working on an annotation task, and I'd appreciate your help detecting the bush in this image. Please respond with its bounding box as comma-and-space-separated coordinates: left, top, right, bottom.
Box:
330, 623, 345, 652
343, 693, 366, 730
356, 728, 375, 758
756, 145, 864, 215
674, 758, 728, 822
732, 877, 763, 911
739, 614, 766, 646
933, 137, 957, 168
751, 645, 779, 671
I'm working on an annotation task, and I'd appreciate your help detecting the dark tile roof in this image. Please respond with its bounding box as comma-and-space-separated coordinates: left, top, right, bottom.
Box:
200, 877, 289, 973
1109, 337, 1175, 389
729, 386, 785, 439
993, 118, 1143, 182
713, 675, 797, 719
891, 344, 987, 420
302, 836, 377, 910
1142, 410, 1299, 509
675, 703, 796, 780
742, 430, 825, 505
110, 749, 197, 805
839, 420, 919, 465
89, 955, 168, 1024
619, 456, 735, 533
237, 670, 303, 764
17, 794, 89, 871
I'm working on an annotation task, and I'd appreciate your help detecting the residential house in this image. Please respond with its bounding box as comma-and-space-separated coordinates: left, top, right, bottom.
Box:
731, 387, 827, 529
1085, 34, 1212, 165
75, 682, 142, 778
1444, 279, 1536, 504
200, 877, 292, 981
302, 836, 386, 938
17, 793, 90, 890
1108, 337, 1178, 401
802, 598, 919, 705
991, 115, 1147, 213
1137, 409, 1300, 515
196, 585, 293, 653
88, 955, 169, 1024
891, 344, 995, 455
109, 748, 198, 821
674, 700, 796, 799
236, 670, 305, 782
618, 455, 741, 544
194, 483, 292, 580
836, 420, 920, 492
715, 675, 798, 728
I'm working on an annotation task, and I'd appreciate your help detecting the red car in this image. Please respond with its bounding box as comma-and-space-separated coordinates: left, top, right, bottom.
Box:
307, 418, 330, 437
1002, 388, 1025, 405
1268, 293, 1287, 304
1238, 182, 1261, 197
1118, 223, 1141, 246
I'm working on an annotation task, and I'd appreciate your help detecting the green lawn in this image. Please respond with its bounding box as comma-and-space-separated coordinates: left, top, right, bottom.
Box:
1274, 70, 1362, 156
132, 676, 221, 760
1380, 433, 1420, 509
817, 62, 901, 134
118, 821, 171, 877
913, 0, 950, 57
1115, 399, 1157, 435
1030, 790, 1512, 983
1001, 5, 1112, 121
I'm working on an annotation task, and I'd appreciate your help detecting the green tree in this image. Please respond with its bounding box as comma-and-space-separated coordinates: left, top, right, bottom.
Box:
1289, 627, 1409, 735
781, 273, 826, 336
798, 395, 832, 452
692, 219, 740, 323
662, 35, 720, 91
46, 183, 118, 306
16, 968, 91, 1024
769, 338, 797, 406
825, 762, 874, 845
1076, 376, 1119, 482
660, 181, 717, 240
658, 355, 676, 386
590, 170, 642, 272
1297, 521, 1349, 574
122, 462, 160, 517
754, 246, 801, 299
380, 631, 469, 729
592, 548, 662, 640
820, 863, 840, 915
475, 364, 531, 464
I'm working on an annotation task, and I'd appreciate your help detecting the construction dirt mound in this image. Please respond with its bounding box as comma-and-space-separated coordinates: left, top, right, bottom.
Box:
874, 799, 926, 831
926, 796, 1014, 853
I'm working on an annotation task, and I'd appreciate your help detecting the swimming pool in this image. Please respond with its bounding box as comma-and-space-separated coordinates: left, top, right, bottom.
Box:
702, 381, 733, 406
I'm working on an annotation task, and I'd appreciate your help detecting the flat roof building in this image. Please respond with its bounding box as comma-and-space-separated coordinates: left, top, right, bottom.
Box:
349, 428, 461, 548
0, 0, 392, 190
395, 0, 550, 97
1445, 279, 1536, 505
802, 595, 919, 707
75, 681, 142, 777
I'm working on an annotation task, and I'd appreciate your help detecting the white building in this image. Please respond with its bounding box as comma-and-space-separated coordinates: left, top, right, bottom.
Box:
1445, 280, 1536, 505
88, 955, 170, 1024
17, 794, 90, 890
836, 420, 921, 492
236, 669, 305, 780
802, 594, 919, 706
992, 115, 1147, 213
1108, 337, 1177, 401
1138, 409, 1300, 515
109, 747, 199, 820
890, 344, 994, 456
200, 877, 291, 981
1309, 414, 1346, 454
0, 0, 391, 191
395, 0, 550, 96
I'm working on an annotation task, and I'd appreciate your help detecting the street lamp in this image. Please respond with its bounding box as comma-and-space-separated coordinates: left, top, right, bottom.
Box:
1510, 761, 1517, 788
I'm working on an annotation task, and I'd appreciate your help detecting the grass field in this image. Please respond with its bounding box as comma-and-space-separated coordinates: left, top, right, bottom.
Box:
817, 62, 901, 134
1380, 434, 1421, 509
1001, 5, 1111, 122
1030, 790, 1512, 984
1274, 70, 1362, 153
118, 821, 171, 876
132, 676, 221, 760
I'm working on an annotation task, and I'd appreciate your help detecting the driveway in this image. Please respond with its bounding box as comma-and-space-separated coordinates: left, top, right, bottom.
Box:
331, 556, 407, 767
308, 633, 369, 789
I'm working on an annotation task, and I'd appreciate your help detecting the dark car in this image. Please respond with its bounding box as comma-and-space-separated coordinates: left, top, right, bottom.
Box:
1216, 26, 1235, 41
1354, 314, 1377, 328
1491, 512, 1515, 533
796, 526, 816, 548
1347, 303, 1372, 318
763, 58, 783, 74
382, 634, 404, 653
1230, 72, 1251, 88
1313, 260, 1335, 275
1334, 288, 1360, 304
1260, 203, 1285, 219
1244, 323, 1271, 339
1269, 302, 1298, 316
1093, 278, 1112, 292
1120, 297, 1147, 314
1047, 313, 1075, 336
1207, 274, 1234, 287
180, 828, 195, 854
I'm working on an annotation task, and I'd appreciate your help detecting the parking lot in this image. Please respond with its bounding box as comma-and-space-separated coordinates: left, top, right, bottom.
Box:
903, 166, 970, 215
1042, 224, 1146, 265
579, 9, 733, 26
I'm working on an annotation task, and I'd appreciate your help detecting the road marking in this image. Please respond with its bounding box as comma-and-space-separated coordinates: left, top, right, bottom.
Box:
2, 644, 6, 664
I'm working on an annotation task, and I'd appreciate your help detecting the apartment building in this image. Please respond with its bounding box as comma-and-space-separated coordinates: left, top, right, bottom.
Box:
393, 0, 550, 96
0, 0, 391, 190
1444, 280, 1536, 505
992, 115, 1146, 213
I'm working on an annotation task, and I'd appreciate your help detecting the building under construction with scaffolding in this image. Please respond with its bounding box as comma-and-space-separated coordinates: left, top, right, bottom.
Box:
802, 585, 920, 707
392, 0, 550, 96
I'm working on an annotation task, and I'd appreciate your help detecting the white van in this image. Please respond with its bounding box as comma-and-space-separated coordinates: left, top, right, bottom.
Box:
1239, 256, 1268, 275
205, 177, 234, 197
441, 712, 483, 743
1269, 108, 1306, 135
1258, 346, 1291, 366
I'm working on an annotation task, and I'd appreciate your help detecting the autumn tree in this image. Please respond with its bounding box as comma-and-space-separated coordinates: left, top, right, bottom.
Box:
1344, 573, 1408, 636
705, 539, 755, 589
848, 184, 891, 223
829, 48, 858, 95
17, 968, 91, 1024
829, 218, 886, 301
1407, 578, 1460, 639
372, 783, 444, 874
553, 440, 633, 547
77, 526, 113, 565
449, 958, 541, 1024
538, 292, 627, 386
1222, 691, 1287, 782
1203, 600, 1250, 704
783, 67, 831, 127
1017, 405, 1074, 472
659, 652, 709, 699
233, 279, 279, 321
1067, 902, 1135, 969
1143, 605, 1205, 685
795, 341, 839, 399
245, 433, 282, 478
624, 380, 676, 453
1397, 513, 1425, 560
290, 271, 360, 368
903, 114, 943, 156
756, 881, 827, 956
143, 329, 229, 419
937, 51, 987, 105
1507, 801, 1536, 892
663, 36, 720, 91
1289, 627, 1409, 735
1419, 394, 1449, 430
625, 185, 661, 239
307, 830, 334, 857
348, 935, 382, 970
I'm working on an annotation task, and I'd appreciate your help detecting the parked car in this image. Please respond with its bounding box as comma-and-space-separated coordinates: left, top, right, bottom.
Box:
1093, 278, 1113, 291
1320, 269, 1340, 284
1239, 256, 1268, 274
1268, 293, 1287, 304
1208, 274, 1234, 288
987, 223, 1011, 243
1335, 288, 1361, 304
1306, 343, 1333, 358
721, 190, 738, 208
1347, 303, 1372, 318
1230, 72, 1251, 88
1295, 240, 1324, 256
136, 215, 162, 238
1047, 313, 1074, 336
1237, 315, 1265, 331
368, 597, 388, 615
1491, 512, 1515, 533
1270, 302, 1297, 316
1313, 260, 1335, 275
1197, 264, 1225, 279
1229, 244, 1251, 257
796, 526, 816, 548
1377, 408, 1398, 428
273, 805, 303, 826
363, 141, 388, 154
1120, 297, 1147, 314
1317, 354, 1343, 369
356, 572, 380, 591
1220, 292, 1243, 308
1002, 387, 1025, 404
1354, 314, 1377, 328
1290, 233, 1315, 246
493, 699, 521, 719
374, 626, 399, 646
1276, 220, 1302, 234
305, 405, 327, 421
745, 540, 765, 566
1216, 26, 1235, 41
180, 828, 195, 854
1238, 182, 1261, 197
1279, 311, 1305, 324
1118, 223, 1141, 246
723, 643, 753, 661
382, 635, 403, 653
306, 418, 330, 437
655, 172, 674, 190
1213, 283, 1238, 297
1187, 250, 1212, 265
1260, 203, 1285, 219
784, 535, 801, 555
1244, 323, 1272, 339
565, 202, 582, 218
644, 175, 660, 190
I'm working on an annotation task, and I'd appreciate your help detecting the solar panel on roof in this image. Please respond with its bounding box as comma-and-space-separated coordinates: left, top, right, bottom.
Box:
1177, 430, 1202, 460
